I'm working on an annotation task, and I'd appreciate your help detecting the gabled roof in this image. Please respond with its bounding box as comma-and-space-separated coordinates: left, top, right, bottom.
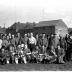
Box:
35, 19, 68, 28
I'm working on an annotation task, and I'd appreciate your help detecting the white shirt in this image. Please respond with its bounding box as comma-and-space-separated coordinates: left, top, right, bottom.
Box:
29, 36, 36, 45
0, 39, 2, 49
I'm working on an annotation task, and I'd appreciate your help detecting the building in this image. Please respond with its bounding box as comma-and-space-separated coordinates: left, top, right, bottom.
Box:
6, 19, 68, 37
6, 22, 36, 35
33, 19, 68, 37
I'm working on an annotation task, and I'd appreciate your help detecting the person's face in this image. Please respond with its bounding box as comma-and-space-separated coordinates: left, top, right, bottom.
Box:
12, 35, 14, 39
24, 34, 27, 37
36, 34, 38, 39
3, 36, 5, 39
58, 45, 60, 49
51, 34, 54, 37
67, 34, 69, 38
70, 36, 72, 39
7, 36, 9, 40
43, 34, 45, 38
17, 33, 20, 37
58, 36, 60, 39
9, 33, 11, 37
30, 33, 33, 37
10, 46, 13, 51
25, 44, 27, 49
2, 49, 4, 53
5, 34, 7, 36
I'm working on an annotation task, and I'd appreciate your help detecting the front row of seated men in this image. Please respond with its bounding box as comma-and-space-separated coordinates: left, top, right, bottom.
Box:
0, 42, 65, 65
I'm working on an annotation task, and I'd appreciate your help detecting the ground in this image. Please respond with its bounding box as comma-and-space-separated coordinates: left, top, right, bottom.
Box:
0, 62, 72, 71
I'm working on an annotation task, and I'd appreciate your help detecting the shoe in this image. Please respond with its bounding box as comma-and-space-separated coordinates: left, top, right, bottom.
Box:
60, 61, 65, 64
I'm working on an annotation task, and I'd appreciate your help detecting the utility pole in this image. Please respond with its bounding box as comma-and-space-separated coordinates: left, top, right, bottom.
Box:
4, 24, 5, 28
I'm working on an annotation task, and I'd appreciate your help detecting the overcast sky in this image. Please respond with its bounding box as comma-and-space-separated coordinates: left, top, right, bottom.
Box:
0, 0, 72, 28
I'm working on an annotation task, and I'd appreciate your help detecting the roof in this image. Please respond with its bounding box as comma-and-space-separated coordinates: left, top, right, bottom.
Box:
8, 19, 68, 31
35, 19, 68, 28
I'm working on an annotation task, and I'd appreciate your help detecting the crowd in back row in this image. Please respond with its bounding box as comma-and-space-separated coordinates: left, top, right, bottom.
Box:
0, 32, 72, 65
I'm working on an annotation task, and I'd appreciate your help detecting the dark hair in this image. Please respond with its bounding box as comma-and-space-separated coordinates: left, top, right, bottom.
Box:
1, 46, 5, 49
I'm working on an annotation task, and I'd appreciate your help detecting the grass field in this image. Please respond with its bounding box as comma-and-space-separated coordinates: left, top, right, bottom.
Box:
0, 62, 72, 71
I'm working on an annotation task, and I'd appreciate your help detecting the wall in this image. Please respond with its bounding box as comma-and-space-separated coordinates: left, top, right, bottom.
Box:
55, 25, 68, 37
33, 26, 55, 36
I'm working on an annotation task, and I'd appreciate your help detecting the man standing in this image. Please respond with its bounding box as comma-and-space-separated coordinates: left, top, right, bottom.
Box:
2, 35, 8, 48
0, 36, 2, 49
15, 32, 22, 46
42, 34, 48, 54
11, 35, 16, 48
22, 34, 28, 45
8, 33, 12, 41
28, 33, 36, 52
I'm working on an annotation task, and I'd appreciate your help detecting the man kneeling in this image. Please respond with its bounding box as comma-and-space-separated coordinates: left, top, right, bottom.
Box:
57, 45, 65, 64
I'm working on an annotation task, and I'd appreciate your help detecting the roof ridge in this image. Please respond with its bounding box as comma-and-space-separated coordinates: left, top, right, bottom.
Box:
39, 19, 62, 23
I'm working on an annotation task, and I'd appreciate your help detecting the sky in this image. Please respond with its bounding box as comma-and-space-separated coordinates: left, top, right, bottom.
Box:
0, 0, 72, 28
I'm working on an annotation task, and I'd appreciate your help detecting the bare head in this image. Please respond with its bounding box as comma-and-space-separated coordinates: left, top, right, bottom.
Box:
57, 45, 61, 49
1, 48, 5, 53
17, 32, 20, 37
7, 35, 9, 40
36, 34, 38, 39
24, 34, 27, 37
9, 33, 11, 37
2, 35, 5, 40
30, 33, 33, 37
42, 34, 45, 38
51, 34, 54, 37
12, 35, 14, 39
27, 33, 30, 37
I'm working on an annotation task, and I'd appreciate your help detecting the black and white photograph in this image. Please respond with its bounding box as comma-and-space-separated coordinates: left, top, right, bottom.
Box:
0, 0, 72, 71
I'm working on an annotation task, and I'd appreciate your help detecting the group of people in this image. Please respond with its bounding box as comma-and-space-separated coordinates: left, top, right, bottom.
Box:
0, 32, 71, 65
